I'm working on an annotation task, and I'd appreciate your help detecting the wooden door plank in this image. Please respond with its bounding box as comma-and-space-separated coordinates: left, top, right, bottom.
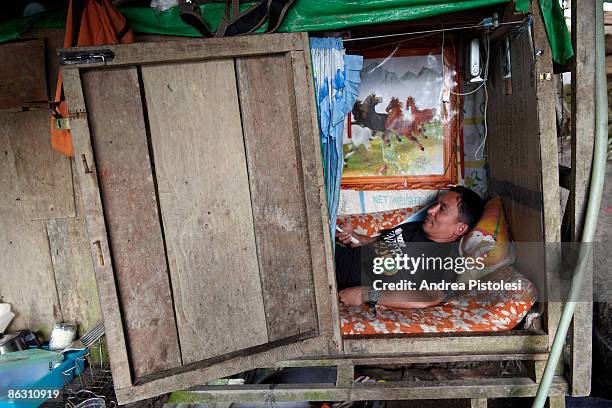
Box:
81, 67, 182, 378
0, 39, 48, 108
59, 33, 304, 69
141, 60, 268, 364
60, 67, 133, 389
236, 55, 316, 341
290, 40, 342, 351
8, 110, 75, 220
46, 158, 102, 336
0, 112, 62, 337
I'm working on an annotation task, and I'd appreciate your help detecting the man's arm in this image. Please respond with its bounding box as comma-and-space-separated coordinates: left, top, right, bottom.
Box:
336, 222, 381, 247
338, 286, 445, 309
378, 289, 445, 309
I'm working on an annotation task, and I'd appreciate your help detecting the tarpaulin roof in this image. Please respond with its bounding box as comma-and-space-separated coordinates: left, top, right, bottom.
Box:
0, 0, 573, 64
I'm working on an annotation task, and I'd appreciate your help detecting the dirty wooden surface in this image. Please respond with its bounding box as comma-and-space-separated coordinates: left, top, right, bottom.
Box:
81, 67, 182, 378
45, 159, 101, 337
141, 60, 269, 364
236, 54, 316, 341
8, 110, 75, 220
0, 39, 48, 108
486, 27, 547, 298
0, 112, 62, 337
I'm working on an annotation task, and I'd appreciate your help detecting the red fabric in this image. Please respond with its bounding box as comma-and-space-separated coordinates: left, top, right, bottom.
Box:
51, 0, 135, 157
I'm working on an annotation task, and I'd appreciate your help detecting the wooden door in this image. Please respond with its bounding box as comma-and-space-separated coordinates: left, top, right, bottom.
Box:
60, 33, 339, 404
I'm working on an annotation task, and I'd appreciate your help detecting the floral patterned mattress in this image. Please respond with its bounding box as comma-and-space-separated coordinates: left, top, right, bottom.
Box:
340, 266, 537, 335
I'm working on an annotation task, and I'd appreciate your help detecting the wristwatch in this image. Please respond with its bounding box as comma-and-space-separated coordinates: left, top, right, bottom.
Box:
367, 287, 382, 307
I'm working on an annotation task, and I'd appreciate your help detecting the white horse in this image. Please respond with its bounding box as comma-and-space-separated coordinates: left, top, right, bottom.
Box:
344, 125, 374, 164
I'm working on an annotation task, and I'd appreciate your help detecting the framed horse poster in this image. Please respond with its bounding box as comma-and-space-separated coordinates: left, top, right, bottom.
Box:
341, 45, 459, 190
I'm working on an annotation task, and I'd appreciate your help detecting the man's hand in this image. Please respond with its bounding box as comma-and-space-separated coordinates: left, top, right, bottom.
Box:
336, 222, 376, 247
338, 286, 368, 306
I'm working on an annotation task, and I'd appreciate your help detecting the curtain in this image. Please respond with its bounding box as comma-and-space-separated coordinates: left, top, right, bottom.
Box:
310, 37, 363, 242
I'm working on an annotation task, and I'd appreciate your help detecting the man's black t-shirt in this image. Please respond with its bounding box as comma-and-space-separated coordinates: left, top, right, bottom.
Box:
335, 221, 459, 294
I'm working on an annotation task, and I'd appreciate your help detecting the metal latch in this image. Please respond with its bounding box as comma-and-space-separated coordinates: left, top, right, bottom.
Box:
53, 117, 70, 130
59, 49, 115, 66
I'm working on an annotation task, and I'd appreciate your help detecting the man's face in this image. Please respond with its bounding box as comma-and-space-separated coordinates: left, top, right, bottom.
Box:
422, 191, 469, 242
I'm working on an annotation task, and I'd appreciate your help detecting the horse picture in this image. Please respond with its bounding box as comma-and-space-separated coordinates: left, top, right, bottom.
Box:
384, 96, 425, 151
351, 93, 388, 143
340, 49, 459, 190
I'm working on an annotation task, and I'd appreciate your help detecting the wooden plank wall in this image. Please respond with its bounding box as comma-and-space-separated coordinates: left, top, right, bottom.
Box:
0, 110, 101, 339
0, 28, 101, 339
486, 30, 546, 283
0, 39, 48, 109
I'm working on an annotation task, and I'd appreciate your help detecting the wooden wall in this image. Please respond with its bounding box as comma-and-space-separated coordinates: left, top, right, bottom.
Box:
0, 28, 101, 339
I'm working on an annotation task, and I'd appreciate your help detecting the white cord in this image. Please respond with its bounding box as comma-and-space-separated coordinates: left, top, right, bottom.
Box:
474, 81, 489, 160
439, 28, 490, 160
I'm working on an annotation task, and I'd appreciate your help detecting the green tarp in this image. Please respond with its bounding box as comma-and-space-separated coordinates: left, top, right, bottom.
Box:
0, 0, 573, 64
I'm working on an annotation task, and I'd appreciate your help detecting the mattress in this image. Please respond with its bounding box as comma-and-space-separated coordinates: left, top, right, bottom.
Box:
340, 266, 537, 335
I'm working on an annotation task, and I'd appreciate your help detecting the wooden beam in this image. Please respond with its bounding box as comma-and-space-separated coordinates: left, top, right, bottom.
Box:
277, 352, 550, 367
343, 333, 549, 355
58, 33, 304, 69
471, 398, 488, 408
526, 360, 547, 383
292, 33, 342, 353
546, 395, 566, 408
114, 336, 329, 405
336, 365, 354, 388
569, 0, 596, 397
167, 377, 568, 403
530, 1, 564, 359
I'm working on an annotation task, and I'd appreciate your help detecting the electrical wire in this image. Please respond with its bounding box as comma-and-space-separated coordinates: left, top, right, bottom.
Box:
341, 19, 526, 43
474, 80, 489, 161
440, 26, 490, 160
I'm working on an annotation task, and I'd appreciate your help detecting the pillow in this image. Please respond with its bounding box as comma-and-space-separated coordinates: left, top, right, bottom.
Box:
458, 196, 515, 281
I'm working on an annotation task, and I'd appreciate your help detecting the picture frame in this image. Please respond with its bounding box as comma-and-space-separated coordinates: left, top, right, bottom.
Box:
341, 44, 459, 190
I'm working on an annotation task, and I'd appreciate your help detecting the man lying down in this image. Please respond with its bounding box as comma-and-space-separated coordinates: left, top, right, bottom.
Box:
335, 186, 484, 310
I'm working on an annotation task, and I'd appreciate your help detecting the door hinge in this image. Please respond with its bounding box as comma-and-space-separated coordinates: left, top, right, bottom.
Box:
539, 72, 552, 81
59, 49, 115, 66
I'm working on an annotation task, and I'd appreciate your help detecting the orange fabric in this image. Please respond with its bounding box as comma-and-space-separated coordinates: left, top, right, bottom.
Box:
340, 266, 536, 335
337, 205, 426, 237
51, 0, 135, 156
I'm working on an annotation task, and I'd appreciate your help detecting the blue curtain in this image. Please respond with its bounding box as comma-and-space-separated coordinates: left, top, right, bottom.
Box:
310, 37, 363, 243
